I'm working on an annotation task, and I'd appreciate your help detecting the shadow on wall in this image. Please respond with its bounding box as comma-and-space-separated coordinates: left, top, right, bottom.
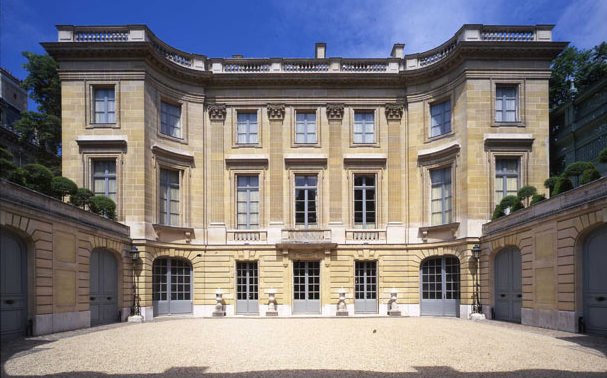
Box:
2, 367, 607, 377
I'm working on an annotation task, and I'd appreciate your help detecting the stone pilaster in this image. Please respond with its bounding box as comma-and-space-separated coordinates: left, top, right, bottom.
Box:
269, 104, 285, 223
207, 104, 226, 225
327, 104, 344, 224
386, 103, 404, 223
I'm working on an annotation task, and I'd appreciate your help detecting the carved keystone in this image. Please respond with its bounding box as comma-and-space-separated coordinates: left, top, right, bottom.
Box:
267, 103, 286, 120
208, 104, 227, 122
326, 103, 345, 120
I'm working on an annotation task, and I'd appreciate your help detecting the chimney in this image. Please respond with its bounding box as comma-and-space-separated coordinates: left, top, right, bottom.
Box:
390, 43, 405, 59
315, 43, 326, 59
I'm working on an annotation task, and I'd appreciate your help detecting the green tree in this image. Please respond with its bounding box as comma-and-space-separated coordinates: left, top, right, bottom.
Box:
70, 188, 94, 209
88, 195, 117, 220
550, 43, 607, 109
22, 163, 54, 194
0, 147, 17, 179
51, 176, 78, 201
14, 52, 61, 164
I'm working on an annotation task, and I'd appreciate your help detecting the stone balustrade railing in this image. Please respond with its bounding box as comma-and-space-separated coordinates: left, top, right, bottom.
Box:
346, 230, 387, 242
281, 229, 332, 242
56, 24, 553, 73
227, 230, 268, 242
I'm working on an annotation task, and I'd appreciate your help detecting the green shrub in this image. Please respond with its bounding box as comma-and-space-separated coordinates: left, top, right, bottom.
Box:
530, 193, 546, 205
22, 163, 54, 194
580, 166, 601, 184
9, 167, 28, 186
544, 176, 558, 192
0, 147, 16, 179
69, 187, 94, 208
599, 147, 607, 163
88, 195, 116, 220
51, 176, 78, 200
492, 204, 505, 220
517, 185, 537, 206
553, 176, 573, 195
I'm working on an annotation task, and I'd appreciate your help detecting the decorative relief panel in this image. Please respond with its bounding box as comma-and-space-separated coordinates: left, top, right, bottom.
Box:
385, 103, 405, 120
208, 104, 226, 122
326, 103, 345, 120
267, 103, 285, 120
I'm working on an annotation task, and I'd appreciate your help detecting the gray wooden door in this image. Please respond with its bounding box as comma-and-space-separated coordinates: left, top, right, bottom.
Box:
1, 230, 27, 338
584, 224, 607, 335
420, 256, 460, 317
293, 261, 320, 314
355, 261, 377, 313
153, 258, 192, 315
90, 249, 118, 326
236, 261, 259, 314
494, 247, 522, 323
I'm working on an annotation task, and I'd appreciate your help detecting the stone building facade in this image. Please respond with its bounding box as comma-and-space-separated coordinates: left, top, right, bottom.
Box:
42, 24, 566, 321
0, 180, 133, 338
480, 177, 607, 334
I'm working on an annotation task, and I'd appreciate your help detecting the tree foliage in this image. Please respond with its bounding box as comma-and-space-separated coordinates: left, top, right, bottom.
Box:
21, 163, 54, 194
51, 176, 78, 200
88, 195, 117, 220
550, 42, 607, 109
0, 147, 16, 179
69, 188, 94, 208
14, 111, 61, 156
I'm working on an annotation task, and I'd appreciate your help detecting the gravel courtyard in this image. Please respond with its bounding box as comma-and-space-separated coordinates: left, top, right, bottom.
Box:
2, 317, 607, 377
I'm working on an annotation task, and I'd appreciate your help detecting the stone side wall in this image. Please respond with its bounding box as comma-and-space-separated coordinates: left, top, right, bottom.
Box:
0, 180, 132, 336
480, 177, 607, 332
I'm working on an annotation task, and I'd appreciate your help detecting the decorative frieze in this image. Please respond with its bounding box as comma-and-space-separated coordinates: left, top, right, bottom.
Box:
208, 104, 226, 122
267, 103, 285, 120
385, 103, 404, 120
326, 103, 345, 120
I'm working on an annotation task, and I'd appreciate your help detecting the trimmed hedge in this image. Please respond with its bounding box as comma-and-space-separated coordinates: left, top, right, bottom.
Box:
88, 195, 116, 220
51, 176, 78, 200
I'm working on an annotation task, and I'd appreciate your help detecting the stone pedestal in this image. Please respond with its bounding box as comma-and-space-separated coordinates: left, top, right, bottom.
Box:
336, 289, 348, 316
212, 291, 225, 317
127, 315, 144, 323
388, 289, 401, 316
470, 312, 486, 321
266, 289, 278, 316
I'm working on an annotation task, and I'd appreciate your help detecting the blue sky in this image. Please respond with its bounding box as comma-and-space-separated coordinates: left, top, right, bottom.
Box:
1, 0, 605, 101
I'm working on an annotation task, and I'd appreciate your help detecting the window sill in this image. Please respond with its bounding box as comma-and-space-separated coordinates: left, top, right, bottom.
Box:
419, 222, 459, 242
158, 132, 186, 144
492, 122, 525, 128
232, 144, 262, 149
153, 224, 194, 242
350, 143, 380, 148
87, 123, 119, 129
426, 131, 455, 143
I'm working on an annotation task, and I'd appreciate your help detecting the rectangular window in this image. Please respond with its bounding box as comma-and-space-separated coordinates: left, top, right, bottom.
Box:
236, 175, 260, 229
353, 111, 375, 144
430, 167, 452, 225
354, 175, 376, 228
159, 168, 180, 226
160, 101, 182, 138
94, 88, 115, 124
295, 112, 317, 144
495, 158, 519, 204
237, 112, 258, 144
430, 100, 451, 137
495, 86, 518, 122
92, 160, 116, 202
295, 175, 317, 226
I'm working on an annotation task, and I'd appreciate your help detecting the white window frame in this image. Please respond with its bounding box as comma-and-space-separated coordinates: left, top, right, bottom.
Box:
294, 174, 318, 228
495, 85, 518, 123
87, 81, 120, 128
353, 174, 376, 228
236, 111, 259, 145
236, 175, 260, 229
160, 101, 182, 139
352, 110, 376, 145
429, 99, 451, 138
430, 167, 453, 226
93, 87, 116, 124
294, 110, 318, 145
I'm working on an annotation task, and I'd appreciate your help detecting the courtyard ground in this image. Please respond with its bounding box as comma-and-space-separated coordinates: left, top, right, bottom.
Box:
1, 317, 606, 377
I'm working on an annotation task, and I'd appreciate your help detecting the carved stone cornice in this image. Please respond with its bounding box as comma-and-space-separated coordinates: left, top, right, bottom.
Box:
267, 103, 285, 121
208, 104, 226, 122
326, 103, 345, 120
385, 103, 405, 120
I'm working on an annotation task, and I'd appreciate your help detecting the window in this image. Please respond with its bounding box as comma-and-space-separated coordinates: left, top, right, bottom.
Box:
430, 167, 452, 225
354, 175, 376, 228
295, 175, 317, 226
237, 112, 258, 144
159, 168, 180, 226
495, 158, 519, 204
236, 175, 260, 229
94, 88, 115, 124
430, 100, 451, 137
353, 111, 375, 144
495, 86, 518, 122
295, 112, 317, 144
160, 101, 182, 138
92, 160, 116, 202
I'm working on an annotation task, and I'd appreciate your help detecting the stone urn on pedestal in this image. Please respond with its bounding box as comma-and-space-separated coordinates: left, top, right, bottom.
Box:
336, 287, 349, 316
388, 288, 401, 316
266, 288, 278, 316
212, 288, 225, 317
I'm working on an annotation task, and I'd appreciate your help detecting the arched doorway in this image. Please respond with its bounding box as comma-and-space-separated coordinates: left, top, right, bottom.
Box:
494, 246, 522, 323
583, 224, 607, 335
0, 229, 27, 338
90, 249, 119, 326
153, 258, 192, 315
420, 255, 460, 316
